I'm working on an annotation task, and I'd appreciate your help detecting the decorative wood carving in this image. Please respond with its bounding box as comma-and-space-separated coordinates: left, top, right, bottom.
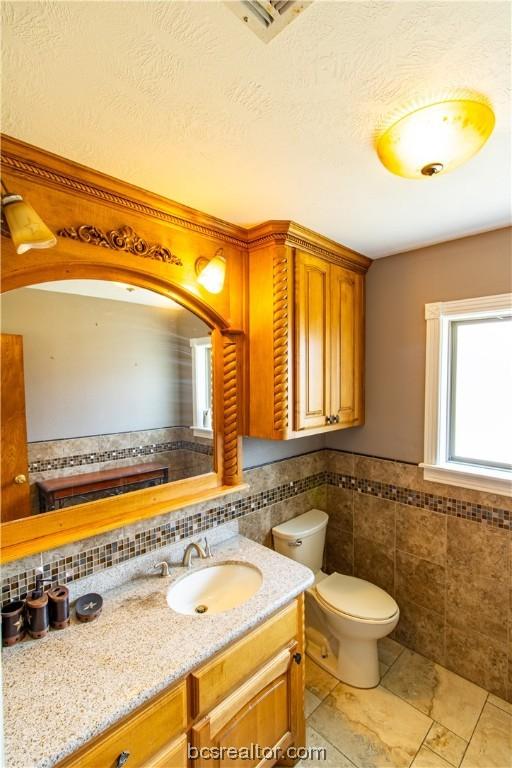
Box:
272, 252, 289, 432
57, 225, 183, 266
221, 333, 241, 484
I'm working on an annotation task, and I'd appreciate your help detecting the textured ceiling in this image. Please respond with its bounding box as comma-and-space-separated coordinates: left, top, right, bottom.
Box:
1, 1, 510, 258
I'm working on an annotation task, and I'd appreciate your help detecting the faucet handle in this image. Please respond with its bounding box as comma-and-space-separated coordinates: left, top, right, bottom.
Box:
204, 537, 212, 558
153, 562, 170, 577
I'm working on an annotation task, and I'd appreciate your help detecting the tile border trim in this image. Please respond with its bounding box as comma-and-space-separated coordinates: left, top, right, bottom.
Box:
29, 439, 213, 473
326, 472, 510, 530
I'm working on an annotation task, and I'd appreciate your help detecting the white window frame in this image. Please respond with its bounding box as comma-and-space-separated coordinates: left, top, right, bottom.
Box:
422, 293, 512, 496
190, 336, 213, 438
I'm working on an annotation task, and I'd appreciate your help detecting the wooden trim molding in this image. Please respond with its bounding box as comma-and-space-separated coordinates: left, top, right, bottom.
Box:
247, 220, 372, 274
218, 331, 244, 486
1, 136, 248, 248
272, 250, 290, 433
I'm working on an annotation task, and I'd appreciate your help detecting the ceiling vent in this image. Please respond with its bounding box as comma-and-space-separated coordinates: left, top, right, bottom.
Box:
225, 1, 311, 43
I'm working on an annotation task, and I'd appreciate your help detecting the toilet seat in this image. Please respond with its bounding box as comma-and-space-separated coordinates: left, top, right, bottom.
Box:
315, 573, 398, 622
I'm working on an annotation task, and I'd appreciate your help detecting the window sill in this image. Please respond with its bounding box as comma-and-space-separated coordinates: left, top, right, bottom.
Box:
191, 427, 213, 439
420, 462, 512, 497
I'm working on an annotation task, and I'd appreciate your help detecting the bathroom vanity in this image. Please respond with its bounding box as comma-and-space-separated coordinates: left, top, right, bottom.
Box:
2, 537, 313, 768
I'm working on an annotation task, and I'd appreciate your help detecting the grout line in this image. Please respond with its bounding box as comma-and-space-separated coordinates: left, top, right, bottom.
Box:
420, 721, 467, 768
305, 724, 358, 768
381, 643, 404, 675
458, 693, 489, 765
380, 652, 490, 767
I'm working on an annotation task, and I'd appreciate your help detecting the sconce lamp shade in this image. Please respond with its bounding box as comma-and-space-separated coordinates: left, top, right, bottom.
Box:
2, 193, 57, 254
377, 100, 495, 179
196, 250, 226, 294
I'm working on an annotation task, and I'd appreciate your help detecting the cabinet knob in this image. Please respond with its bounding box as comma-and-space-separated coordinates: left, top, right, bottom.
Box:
325, 416, 332, 425
116, 752, 130, 768
14, 474, 27, 485
334, 414, 340, 423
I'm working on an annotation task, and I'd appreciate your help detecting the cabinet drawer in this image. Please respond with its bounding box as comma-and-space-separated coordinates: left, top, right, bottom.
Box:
58, 681, 187, 768
145, 734, 188, 768
190, 600, 298, 717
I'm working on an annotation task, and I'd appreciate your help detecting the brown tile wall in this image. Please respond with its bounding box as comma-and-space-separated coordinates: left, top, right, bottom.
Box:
324, 450, 511, 702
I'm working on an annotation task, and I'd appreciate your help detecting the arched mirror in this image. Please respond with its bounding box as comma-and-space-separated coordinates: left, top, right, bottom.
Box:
1, 279, 215, 523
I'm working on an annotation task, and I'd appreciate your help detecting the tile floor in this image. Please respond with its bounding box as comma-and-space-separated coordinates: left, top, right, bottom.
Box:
300, 638, 512, 768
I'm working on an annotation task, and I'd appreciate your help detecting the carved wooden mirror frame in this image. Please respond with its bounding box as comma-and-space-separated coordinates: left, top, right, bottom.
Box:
1, 136, 246, 563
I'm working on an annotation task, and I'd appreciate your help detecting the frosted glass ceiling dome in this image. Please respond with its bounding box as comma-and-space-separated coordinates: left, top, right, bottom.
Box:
377, 100, 495, 179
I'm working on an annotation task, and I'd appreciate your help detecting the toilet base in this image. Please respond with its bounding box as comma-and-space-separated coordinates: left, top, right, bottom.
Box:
306, 630, 381, 689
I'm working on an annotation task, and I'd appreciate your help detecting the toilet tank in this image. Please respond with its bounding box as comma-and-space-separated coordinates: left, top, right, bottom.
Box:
272, 509, 328, 572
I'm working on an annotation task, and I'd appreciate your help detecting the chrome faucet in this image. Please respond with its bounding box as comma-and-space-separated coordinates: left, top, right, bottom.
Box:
182, 540, 208, 568
153, 561, 170, 577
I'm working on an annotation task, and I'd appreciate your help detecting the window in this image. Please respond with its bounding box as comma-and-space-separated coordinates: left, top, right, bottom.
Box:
190, 336, 213, 436
422, 293, 512, 495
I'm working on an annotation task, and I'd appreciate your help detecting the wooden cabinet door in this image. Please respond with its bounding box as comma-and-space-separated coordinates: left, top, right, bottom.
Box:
191, 645, 301, 767
330, 266, 364, 427
1, 334, 31, 521
294, 252, 330, 431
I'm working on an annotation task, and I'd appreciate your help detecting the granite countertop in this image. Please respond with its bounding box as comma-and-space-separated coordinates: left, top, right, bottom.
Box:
2, 535, 314, 768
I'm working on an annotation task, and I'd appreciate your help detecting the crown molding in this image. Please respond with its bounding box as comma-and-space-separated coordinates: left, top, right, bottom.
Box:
247, 220, 372, 273
1, 134, 372, 271
1, 135, 249, 249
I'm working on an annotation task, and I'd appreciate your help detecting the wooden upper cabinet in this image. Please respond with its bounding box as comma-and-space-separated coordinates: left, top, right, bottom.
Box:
295, 252, 330, 431
247, 223, 371, 440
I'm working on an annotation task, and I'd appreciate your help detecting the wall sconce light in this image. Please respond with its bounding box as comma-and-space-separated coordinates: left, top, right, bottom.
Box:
376, 99, 495, 179
1, 180, 57, 254
195, 248, 226, 294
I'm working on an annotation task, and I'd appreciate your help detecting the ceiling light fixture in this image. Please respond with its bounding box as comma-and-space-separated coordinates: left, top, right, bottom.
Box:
1, 180, 57, 253
376, 99, 495, 179
196, 249, 226, 294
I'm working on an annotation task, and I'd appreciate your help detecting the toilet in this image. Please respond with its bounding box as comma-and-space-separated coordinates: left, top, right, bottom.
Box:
272, 509, 399, 689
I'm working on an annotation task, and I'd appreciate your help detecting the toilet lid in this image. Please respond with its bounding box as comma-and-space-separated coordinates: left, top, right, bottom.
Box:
316, 573, 398, 621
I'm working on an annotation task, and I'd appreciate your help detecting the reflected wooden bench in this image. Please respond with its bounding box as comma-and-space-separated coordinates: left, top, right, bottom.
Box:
36, 462, 169, 512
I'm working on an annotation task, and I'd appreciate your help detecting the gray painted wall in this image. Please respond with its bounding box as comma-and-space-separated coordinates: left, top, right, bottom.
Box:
242, 434, 325, 469
326, 227, 512, 463
1, 288, 209, 441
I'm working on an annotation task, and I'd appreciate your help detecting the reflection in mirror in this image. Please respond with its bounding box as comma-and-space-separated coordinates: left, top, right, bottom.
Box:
1, 280, 214, 523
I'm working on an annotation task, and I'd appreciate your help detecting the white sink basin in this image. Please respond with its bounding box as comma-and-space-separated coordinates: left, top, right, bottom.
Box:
167, 562, 263, 615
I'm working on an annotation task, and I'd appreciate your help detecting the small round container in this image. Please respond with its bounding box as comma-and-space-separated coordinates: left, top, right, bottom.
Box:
48, 585, 70, 629
76, 593, 103, 622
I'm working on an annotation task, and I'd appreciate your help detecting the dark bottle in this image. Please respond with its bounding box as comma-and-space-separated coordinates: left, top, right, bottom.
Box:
25, 574, 51, 639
